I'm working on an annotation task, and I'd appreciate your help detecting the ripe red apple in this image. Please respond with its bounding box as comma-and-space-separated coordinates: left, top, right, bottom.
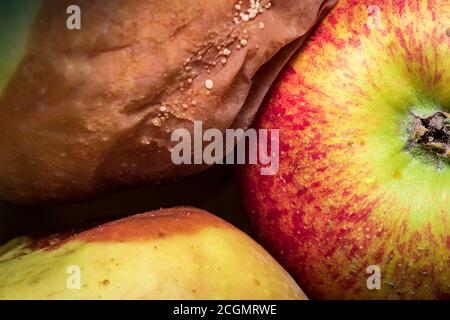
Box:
240, 0, 450, 299
0, 207, 306, 300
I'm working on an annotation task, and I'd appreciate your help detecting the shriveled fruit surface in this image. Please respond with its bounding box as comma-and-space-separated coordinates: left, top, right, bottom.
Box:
0, 0, 336, 204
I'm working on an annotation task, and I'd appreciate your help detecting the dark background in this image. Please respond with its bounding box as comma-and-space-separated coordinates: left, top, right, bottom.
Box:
0, 165, 250, 243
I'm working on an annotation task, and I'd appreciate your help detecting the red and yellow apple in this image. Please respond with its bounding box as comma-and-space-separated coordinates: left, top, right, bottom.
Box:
240, 0, 450, 299
0, 207, 306, 300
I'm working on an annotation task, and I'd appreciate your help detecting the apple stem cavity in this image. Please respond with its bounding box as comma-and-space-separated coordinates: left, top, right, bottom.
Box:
405, 111, 450, 169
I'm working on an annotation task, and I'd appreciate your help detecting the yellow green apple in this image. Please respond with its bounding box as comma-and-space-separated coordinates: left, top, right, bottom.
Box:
0, 207, 306, 300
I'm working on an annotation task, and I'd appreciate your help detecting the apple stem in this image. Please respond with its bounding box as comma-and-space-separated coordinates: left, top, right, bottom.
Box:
405, 111, 450, 166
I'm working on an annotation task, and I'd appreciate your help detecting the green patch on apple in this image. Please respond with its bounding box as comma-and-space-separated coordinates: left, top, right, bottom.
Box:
0, 0, 41, 94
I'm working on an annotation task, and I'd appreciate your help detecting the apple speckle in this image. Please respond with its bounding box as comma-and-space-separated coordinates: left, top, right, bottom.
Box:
101, 279, 110, 286
205, 79, 214, 90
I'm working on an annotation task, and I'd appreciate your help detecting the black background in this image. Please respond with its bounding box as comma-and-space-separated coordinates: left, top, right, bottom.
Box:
0, 165, 250, 243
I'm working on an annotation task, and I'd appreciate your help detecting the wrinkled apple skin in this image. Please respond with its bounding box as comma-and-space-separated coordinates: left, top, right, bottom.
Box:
240, 0, 450, 299
0, 207, 306, 300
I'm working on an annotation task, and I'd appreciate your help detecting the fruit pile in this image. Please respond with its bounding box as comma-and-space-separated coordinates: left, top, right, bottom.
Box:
0, 0, 449, 300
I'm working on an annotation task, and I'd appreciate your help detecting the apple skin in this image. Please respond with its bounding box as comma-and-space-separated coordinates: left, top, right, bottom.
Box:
0, 207, 306, 300
240, 0, 450, 299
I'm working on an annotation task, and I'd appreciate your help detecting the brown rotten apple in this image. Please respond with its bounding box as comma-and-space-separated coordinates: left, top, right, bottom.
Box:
0, 207, 306, 300
0, 0, 336, 204
240, 0, 450, 299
